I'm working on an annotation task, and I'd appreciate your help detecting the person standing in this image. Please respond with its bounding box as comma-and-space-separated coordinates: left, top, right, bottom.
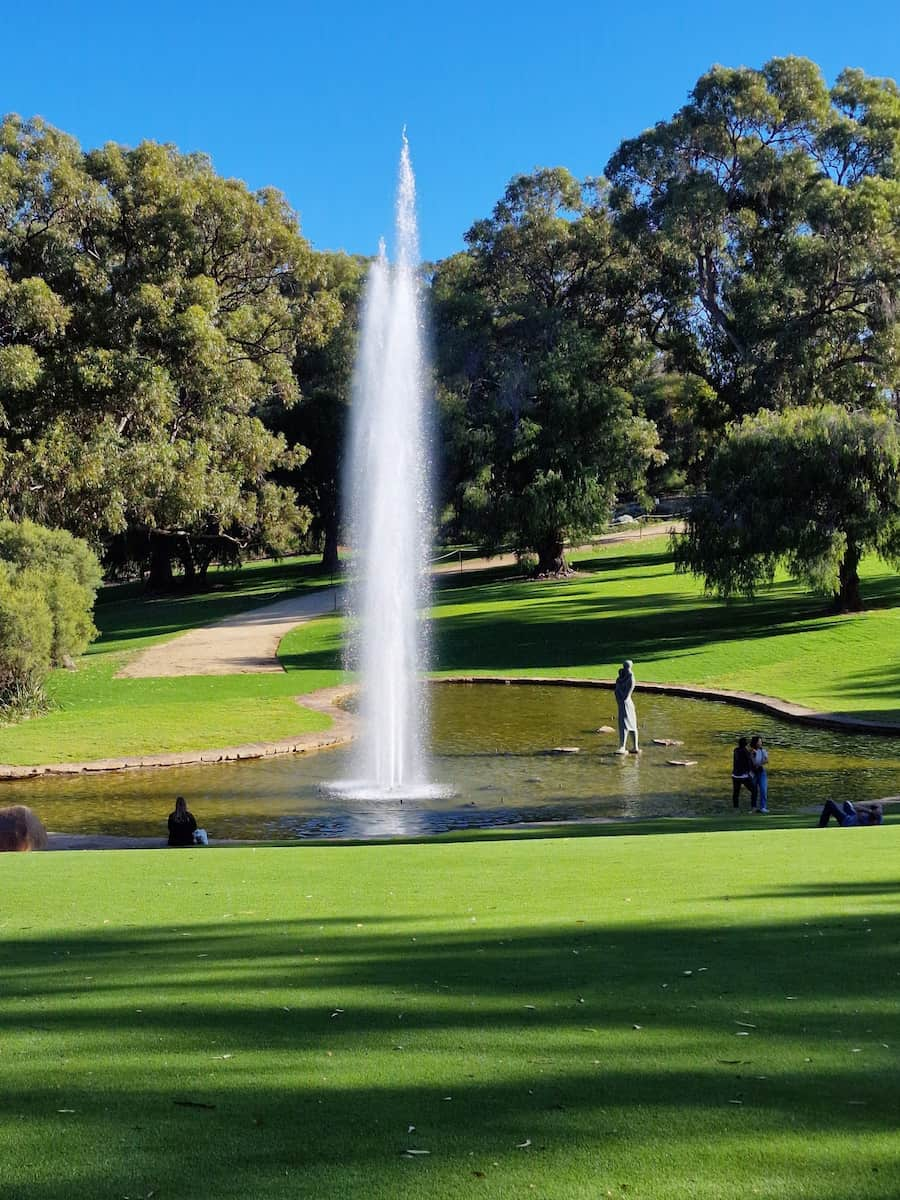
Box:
167, 796, 198, 847
750, 735, 769, 813
614, 660, 640, 754
731, 737, 754, 808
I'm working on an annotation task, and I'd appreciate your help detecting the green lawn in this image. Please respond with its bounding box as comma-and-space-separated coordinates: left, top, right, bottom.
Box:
0, 557, 345, 765
428, 541, 900, 720
2, 827, 897, 1200
1, 538, 897, 766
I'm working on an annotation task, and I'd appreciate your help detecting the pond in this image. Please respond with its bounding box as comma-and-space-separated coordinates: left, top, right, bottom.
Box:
3, 684, 897, 840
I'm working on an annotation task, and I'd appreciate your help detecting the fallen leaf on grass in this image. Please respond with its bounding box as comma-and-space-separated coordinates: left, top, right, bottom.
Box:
57, 1109, 76, 1114
517, 1139, 532, 1148
331, 1009, 344, 1018
211, 1054, 233, 1060
735, 1021, 756, 1028
407, 1125, 416, 1133
403, 1149, 430, 1156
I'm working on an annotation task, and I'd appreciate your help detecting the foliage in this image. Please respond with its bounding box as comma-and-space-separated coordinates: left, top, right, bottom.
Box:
270, 252, 367, 570
432, 168, 663, 572
673, 406, 900, 609
0, 518, 101, 716
606, 57, 900, 429
0, 115, 341, 583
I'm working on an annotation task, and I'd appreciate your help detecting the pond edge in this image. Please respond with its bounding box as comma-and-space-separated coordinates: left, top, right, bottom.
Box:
1, 675, 896, 780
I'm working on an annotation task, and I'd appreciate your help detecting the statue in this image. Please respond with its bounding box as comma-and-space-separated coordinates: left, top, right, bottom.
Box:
614, 660, 640, 754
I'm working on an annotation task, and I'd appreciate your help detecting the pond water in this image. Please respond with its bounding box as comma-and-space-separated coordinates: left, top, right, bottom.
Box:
3, 684, 897, 840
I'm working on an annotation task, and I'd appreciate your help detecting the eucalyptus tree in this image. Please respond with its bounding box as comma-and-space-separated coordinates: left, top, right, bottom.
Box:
606, 57, 900, 428
0, 115, 339, 585
432, 168, 661, 574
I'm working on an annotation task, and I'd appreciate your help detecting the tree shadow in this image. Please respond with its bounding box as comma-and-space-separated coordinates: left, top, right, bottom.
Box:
1, 902, 897, 1198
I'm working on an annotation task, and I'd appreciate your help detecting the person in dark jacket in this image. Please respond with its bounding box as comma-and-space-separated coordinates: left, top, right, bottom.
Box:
731, 738, 755, 809
167, 796, 198, 846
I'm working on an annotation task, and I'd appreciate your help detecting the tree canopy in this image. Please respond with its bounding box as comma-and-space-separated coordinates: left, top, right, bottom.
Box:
0, 115, 340, 584
606, 57, 900, 428
432, 168, 662, 573
673, 405, 900, 610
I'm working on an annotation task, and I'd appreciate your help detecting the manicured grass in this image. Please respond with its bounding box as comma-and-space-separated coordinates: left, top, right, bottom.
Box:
2, 537, 897, 765
428, 541, 900, 721
0, 559, 345, 765
2, 827, 898, 1199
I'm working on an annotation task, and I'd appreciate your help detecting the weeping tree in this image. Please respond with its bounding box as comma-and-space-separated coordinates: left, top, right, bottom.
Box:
432, 168, 662, 574
0, 116, 340, 587
673, 405, 900, 611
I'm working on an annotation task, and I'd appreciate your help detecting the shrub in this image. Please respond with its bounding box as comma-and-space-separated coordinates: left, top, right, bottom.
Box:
0, 520, 101, 720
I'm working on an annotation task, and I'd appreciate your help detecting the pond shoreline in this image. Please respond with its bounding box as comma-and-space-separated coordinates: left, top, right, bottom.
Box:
2, 675, 896, 782
43, 795, 900, 850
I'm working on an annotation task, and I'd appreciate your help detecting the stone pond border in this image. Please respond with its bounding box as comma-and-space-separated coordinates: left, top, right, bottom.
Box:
1, 675, 897, 781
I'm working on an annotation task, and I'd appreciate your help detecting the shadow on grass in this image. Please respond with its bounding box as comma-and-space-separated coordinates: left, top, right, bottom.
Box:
429, 580, 844, 676
1, 904, 897, 1198
92, 560, 335, 650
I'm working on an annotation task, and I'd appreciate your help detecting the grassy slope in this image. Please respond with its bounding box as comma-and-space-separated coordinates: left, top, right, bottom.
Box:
1, 538, 897, 765
2, 828, 898, 1200
428, 542, 900, 719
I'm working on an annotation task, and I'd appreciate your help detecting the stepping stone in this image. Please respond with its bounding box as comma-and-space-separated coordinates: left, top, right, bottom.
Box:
596, 725, 615, 734
667, 759, 697, 767
653, 738, 684, 746
549, 746, 580, 754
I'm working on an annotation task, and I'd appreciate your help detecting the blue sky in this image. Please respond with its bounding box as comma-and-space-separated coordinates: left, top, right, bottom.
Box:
4, 0, 898, 261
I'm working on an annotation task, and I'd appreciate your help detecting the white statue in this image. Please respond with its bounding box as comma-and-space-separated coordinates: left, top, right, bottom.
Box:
614, 659, 640, 754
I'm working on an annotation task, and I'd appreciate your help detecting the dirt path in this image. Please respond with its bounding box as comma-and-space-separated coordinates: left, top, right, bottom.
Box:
117, 522, 682, 680
116, 587, 341, 678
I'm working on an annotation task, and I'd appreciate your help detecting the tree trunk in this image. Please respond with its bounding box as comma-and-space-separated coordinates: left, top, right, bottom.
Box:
147, 538, 173, 591
836, 540, 863, 612
321, 517, 340, 574
178, 538, 196, 583
535, 534, 570, 576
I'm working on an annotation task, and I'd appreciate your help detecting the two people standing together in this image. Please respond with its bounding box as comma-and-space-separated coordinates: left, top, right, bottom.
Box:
731, 735, 769, 812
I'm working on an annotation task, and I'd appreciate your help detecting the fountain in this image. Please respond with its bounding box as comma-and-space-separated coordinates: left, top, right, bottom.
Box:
336, 134, 441, 801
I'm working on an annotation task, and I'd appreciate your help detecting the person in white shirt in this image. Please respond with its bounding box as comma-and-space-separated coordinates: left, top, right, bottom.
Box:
749, 735, 769, 813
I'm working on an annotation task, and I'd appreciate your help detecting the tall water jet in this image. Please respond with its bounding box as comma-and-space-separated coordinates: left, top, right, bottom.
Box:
342, 135, 434, 797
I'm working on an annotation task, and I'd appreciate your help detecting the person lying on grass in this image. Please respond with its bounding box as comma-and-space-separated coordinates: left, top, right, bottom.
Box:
817, 800, 884, 827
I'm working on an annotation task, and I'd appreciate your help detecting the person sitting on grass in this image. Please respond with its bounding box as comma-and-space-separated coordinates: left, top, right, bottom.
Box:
167, 796, 198, 846
817, 799, 884, 827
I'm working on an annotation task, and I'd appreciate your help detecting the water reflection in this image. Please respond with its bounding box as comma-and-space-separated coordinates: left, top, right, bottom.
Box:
3, 686, 896, 840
